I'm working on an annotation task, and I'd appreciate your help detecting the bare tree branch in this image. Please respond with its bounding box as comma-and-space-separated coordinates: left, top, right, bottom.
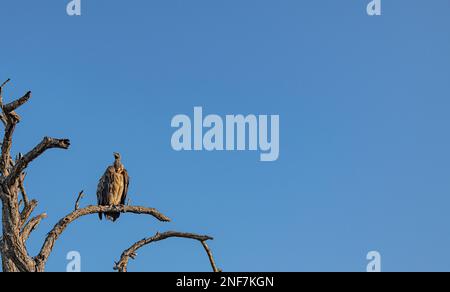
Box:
0, 78, 11, 105
201, 240, 220, 272
0, 85, 31, 176
21, 213, 47, 242
74, 190, 84, 210
2, 91, 31, 113
0, 78, 10, 89
114, 231, 219, 272
20, 199, 38, 228
0, 79, 11, 127
18, 172, 29, 207
34, 205, 171, 271
0, 80, 220, 272
1, 112, 20, 175
0, 114, 6, 127
6, 137, 70, 186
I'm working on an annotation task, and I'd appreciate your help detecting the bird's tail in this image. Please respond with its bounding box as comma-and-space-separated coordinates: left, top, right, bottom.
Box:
104, 212, 120, 222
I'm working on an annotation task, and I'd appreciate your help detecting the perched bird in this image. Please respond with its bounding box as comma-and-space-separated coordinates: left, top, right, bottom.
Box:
97, 152, 129, 221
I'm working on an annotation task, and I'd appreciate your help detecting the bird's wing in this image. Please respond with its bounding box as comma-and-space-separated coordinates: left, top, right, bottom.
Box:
97, 166, 115, 205
120, 168, 129, 205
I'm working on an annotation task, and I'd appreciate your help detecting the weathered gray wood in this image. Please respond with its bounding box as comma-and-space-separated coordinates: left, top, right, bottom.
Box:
114, 231, 219, 272
0, 79, 218, 272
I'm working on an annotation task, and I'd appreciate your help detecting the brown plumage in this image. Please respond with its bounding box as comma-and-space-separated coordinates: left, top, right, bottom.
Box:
97, 152, 129, 221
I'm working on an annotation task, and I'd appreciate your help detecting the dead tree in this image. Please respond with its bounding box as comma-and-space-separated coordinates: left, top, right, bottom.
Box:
0, 79, 219, 272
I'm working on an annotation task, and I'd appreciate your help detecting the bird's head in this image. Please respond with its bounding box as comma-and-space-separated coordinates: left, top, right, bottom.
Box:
113, 152, 121, 160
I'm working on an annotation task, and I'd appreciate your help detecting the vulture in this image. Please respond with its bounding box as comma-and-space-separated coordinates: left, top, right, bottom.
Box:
97, 152, 129, 221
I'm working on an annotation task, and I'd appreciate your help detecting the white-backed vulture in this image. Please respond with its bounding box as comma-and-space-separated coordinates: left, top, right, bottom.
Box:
97, 152, 129, 221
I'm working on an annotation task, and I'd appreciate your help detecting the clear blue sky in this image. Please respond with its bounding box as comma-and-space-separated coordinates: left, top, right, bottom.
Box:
1, 0, 450, 272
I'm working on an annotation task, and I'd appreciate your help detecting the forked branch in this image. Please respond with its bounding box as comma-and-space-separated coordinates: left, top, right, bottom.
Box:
20, 199, 38, 228
2, 91, 31, 113
21, 213, 47, 242
0, 79, 219, 272
18, 172, 29, 207
34, 204, 171, 271
114, 231, 219, 272
1, 111, 20, 175
0, 78, 11, 106
74, 191, 84, 210
6, 137, 70, 186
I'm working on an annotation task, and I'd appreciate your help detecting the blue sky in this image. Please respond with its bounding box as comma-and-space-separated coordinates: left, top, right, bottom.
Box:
1, 0, 450, 271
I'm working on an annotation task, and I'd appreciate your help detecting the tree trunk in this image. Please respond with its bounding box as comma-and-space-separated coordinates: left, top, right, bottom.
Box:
1, 188, 35, 272
0, 79, 218, 272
